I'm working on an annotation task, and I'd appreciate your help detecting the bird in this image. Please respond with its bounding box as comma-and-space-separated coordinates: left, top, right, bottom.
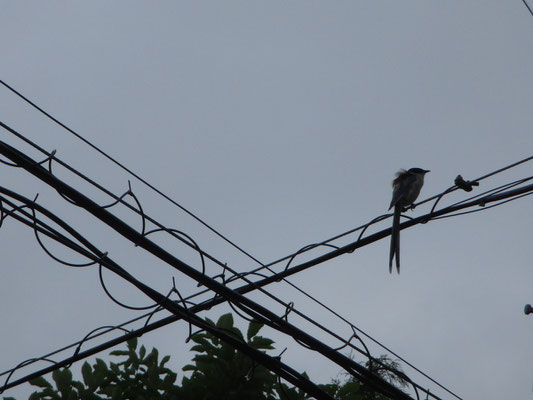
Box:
388, 168, 430, 273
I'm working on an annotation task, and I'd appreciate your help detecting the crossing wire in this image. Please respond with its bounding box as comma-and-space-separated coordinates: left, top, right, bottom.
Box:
0, 121, 467, 398
3, 122, 531, 400
0, 79, 264, 267
0, 139, 417, 400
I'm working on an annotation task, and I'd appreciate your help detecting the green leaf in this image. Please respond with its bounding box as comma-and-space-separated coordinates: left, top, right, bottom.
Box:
216, 313, 234, 330
109, 362, 120, 374
190, 344, 208, 353
71, 381, 85, 392
126, 338, 137, 351
247, 320, 264, 341
93, 359, 109, 386
182, 364, 196, 372
337, 380, 361, 398
228, 326, 244, 341
109, 350, 128, 356
139, 345, 146, 360
319, 383, 340, 396
249, 336, 275, 350
190, 333, 209, 344
29, 376, 52, 388
41, 387, 59, 398
53, 368, 73, 395
160, 355, 170, 367
81, 361, 93, 387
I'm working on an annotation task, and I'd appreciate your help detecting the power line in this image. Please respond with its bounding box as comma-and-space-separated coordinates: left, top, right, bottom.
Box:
0, 185, 451, 399
4, 163, 529, 400
5, 147, 530, 399
413, 155, 533, 210
5, 170, 528, 399
0, 192, 334, 400
522, 0, 533, 17
0, 121, 409, 385
3, 118, 530, 399
0, 119, 457, 397
3, 122, 530, 399
2, 80, 531, 361
0, 79, 264, 267
0, 140, 417, 400
4, 124, 530, 399
0, 120, 423, 395
0, 119, 248, 282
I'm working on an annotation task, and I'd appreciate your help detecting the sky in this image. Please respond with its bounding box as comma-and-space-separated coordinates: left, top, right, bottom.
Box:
1, 2, 533, 399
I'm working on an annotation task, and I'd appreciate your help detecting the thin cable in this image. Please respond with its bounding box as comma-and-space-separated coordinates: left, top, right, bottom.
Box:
249, 155, 533, 280
2, 128, 520, 396
522, 0, 533, 17
0, 128, 448, 398
279, 278, 463, 400
4, 124, 526, 399
2, 124, 526, 399
413, 156, 533, 210
2, 79, 531, 274
0, 185, 413, 400
0, 194, 334, 400
0, 79, 264, 267
7, 175, 525, 399
0, 120, 239, 278
2, 87, 529, 400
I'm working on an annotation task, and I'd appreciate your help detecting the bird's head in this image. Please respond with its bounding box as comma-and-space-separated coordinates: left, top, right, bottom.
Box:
408, 168, 430, 175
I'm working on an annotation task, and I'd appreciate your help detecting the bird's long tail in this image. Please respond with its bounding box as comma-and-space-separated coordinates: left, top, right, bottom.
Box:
389, 205, 401, 274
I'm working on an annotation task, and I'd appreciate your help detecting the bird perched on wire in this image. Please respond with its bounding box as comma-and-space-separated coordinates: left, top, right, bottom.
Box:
388, 168, 430, 273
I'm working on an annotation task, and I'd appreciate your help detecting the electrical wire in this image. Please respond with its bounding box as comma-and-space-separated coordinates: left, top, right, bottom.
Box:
9, 176, 523, 400
2, 87, 531, 374
3, 115, 530, 399
522, 0, 533, 17
10, 174, 529, 399
3, 124, 530, 399
0, 120, 448, 391
0, 190, 414, 399
0, 191, 335, 400
0, 141, 417, 400
3, 122, 530, 399
0, 121, 397, 370
0, 79, 264, 267
6, 167, 532, 398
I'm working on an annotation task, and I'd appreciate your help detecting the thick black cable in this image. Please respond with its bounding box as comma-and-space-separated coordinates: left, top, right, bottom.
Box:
231, 156, 533, 289
0, 120, 430, 395
1, 90, 529, 400
1, 191, 414, 399
6, 179, 527, 399
0, 194, 333, 400
1, 117, 529, 398
0, 195, 436, 399
0, 140, 416, 400
3, 162, 528, 400
3, 163, 529, 400
0, 80, 264, 267
414, 156, 533, 210
0, 122, 391, 390
0, 123, 381, 377
4, 126, 527, 399
0, 120, 260, 274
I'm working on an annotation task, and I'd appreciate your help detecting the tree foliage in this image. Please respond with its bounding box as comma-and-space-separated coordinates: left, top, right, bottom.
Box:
3, 313, 406, 400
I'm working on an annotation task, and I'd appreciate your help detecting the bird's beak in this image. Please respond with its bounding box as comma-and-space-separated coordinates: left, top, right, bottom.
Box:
424, 170, 430, 174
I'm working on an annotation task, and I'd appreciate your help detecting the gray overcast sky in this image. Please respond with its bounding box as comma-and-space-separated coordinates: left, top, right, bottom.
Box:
1, 2, 533, 399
